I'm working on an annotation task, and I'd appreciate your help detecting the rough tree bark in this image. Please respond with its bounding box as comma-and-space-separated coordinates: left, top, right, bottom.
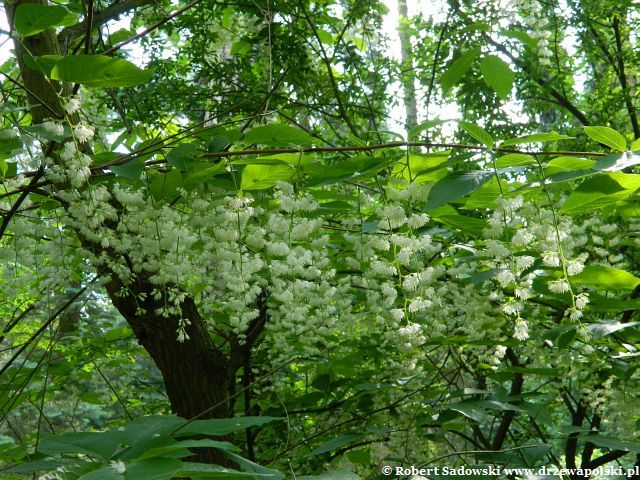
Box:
397, 0, 418, 132
4, 0, 238, 465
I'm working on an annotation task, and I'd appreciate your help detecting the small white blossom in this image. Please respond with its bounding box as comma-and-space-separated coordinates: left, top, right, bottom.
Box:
575, 293, 589, 309
42, 120, 64, 137
514, 255, 535, 270
566, 259, 585, 276
110, 460, 126, 475
513, 318, 529, 340
496, 269, 516, 287
542, 251, 560, 267
548, 278, 570, 294
73, 123, 95, 143
64, 97, 81, 114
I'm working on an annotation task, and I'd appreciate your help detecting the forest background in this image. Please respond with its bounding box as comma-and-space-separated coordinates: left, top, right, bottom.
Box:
1, 0, 640, 479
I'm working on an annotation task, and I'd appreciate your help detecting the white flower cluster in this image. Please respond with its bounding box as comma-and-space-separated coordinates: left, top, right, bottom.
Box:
44, 141, 92, 187
511, 0, 553, 66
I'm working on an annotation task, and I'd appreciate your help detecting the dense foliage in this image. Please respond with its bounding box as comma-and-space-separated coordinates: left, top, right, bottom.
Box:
1, 0, 640, 479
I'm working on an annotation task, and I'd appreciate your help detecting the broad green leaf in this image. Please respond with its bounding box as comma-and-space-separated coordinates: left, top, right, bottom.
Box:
440, 48, 480, 94
588, 322, 640, 339
500, 131, 573, 147
138, 439, 236, 460
435, 214, 486, 236
221, 451, 285, 480
309, 434, 365, 456
571, 265, 640, 291
111, 158, 145, 182
459, 121, 494, 147
149, 170, 182, 201
124, 458, 182, 480
243, 124, 313, 146
305, 156, 394, 186
447, 400, 521, 423
582, 436, 640, 453
241, 164, 294, 190
479, 55, 514, 100
175, 416, 285, 437
631, 138, 640, 152
37, 432, 122, 460
584, 126, 627, 152
426, 170, 494, 210
14, 4, 75, 36
392, 152, 449, 182
51, 55, 154, 88
495, 153, 535, 168
77, 466, 121, 480
166, 143, 198, 171
178, 462, 276, 478
560, 172, 640, 215
0, 132, 21, 153
182, 163, 227, 188
463, 177, 502, 209
408, 118, 444, 140
24, 54, 63, 76
592, 151, 640, 172
299, 472, 362, 480
544, 156, 596, 175
499, 29, 538, 48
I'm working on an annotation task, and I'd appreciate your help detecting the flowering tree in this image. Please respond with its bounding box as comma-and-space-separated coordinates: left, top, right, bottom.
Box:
1, 0, 640, 478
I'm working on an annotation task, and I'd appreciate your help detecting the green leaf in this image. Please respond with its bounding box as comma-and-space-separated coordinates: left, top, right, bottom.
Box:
309, 434, 365, 456
124, 458, 182, 480
463, 177, 503, 209
571, 265, 640, 291
494, 153, 535, 168
435, 214, 486, 236
220, 451, 285, 480
447, 400, 521, 423
149, 170, 182, 201
175, 417, 285, 437
181, 163, 226, 189
426, 170, 494, 210
138, 439, 236, 460
440, 48, 480, 94
544, 156, 596, 175
479, 55, 514, 100
408, 118, 444, 140
14, 4, 75, 36
592, 151, 640, 172
582, 436, 640, 453
498, 29, 538, 48
588, 322, 640, 339
37, 432, 122, 460
24, 54, 63, 76
77, 465, 121, 480
459, 121, 494, 147
166, 143, 198, 171
111, 158, 145, 182
50, 55, 154, 88
243, 124, 313, 147
241, 164, 294, 190
631, 138, 640, 152
178, 462, 276, 478
584, 126, 627, 152
560, 172, 640, 215
500, 131, 573, 147
299, 472, 362, 480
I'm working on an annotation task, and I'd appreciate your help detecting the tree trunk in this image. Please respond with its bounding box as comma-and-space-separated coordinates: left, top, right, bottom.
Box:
397, 0, 418, 132
4, 0, 235, 465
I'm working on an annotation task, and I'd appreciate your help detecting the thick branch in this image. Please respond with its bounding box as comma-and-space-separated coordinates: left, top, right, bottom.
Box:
57, 0, 155, 48
613, 17, 640, 138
